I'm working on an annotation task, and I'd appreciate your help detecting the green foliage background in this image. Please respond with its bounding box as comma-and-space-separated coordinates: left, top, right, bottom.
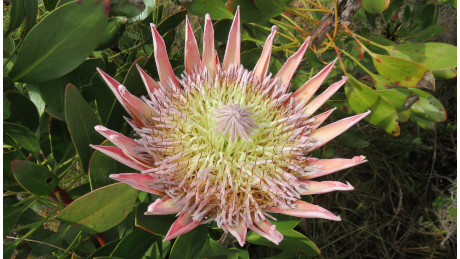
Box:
3, 0, 457, 258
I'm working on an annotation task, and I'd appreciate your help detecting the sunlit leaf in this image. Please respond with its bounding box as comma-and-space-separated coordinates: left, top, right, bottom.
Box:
56, 183, 139, 234
345, 75, 400, 136
362, 0, 390, 14
8, 0, 109, 82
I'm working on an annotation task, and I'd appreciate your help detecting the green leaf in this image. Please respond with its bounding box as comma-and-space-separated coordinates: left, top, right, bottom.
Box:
410, 24, 447, 41
362, 0, 390, 14
267, 213, 301, 230
370, 52, 434, 89
95, 17, 128, 51
432, 68, 457, 79
89, 139, 136, 190
156, 9, 188, 35
88, 239, 121, 258
364, 10, 376, 28
3, 93, 11, 119
213, 19, 263, 45
65, 84, 102, 174
4, 149, 23, 183
4, 0, 25, 38
68, 183, 92, 200
8, 0, 109, 82
418, 3, 437, 31
27, 83, 45, 118
4, 241, 20, 259
28, 230, 67, 258
254, 0, 285, 18
56, 182, 139, 234
23, 0, 38, 35
3, 205, 24, 239
44, 0, 59, 11
385, 43, 457, 79
91, 74, 128, 132
135, 202, 177, 236
170, 224, 208, 259
246, 229, 320, 257
4, 122, 40, 159
38, 70, 81, 120
183, 0, 234, 20
198, 238, 239, 259
376, 88, 416, 122
383, 0, 403, 21
410, 113, 435, 130
402, 5, 411, 23
75, 58, 105, 85
11, 160, 59, 196
122, 57, 148, 97
111, 229, 159, 258
3, 76, 15, 92
49, 117, 75, 165
227, 0, 276, 22
345, 75, 400, 136
4, 90, 39, 133
128, 0, 155, 22
109, 0, 146, 18
263, 252, 297, 259
338, 127, 370, 148
410, 89, 446, 122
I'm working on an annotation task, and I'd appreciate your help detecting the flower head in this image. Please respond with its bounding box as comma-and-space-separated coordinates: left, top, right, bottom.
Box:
91, 7, 369, 246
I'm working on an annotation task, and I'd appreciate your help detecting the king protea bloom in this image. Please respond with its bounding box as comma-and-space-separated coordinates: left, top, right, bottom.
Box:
91, 7, 370, 246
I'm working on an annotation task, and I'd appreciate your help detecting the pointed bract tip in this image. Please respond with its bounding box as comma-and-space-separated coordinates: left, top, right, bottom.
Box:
94, 125, 108, 131
109, 174, 119, 179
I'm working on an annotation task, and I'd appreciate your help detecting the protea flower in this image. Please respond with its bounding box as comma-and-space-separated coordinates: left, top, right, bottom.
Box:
91, 7, 370, 246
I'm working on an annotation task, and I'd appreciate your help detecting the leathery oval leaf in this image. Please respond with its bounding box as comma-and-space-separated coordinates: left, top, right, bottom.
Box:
246, 229, 320, 256
410, 88, 447, 122
4, 122, 40, 159
387, 42, 457, 79
3, 205, 25, 239
4, 90, 39, 133
198, 238, 240, 259
65, 84, 102, 174
362, 0, 390, 14
38, 70, 81, 119
11, 160, 59, 196
345, 75, 400, 136
49, 117, 76, 165
371, 53, 433, 89
170, 224, 208, 259
89, 139, 137, 191
55, 182, 139, 234
267, 213, 302, 230
111, 229, 160, 259
8, 0, 109, 83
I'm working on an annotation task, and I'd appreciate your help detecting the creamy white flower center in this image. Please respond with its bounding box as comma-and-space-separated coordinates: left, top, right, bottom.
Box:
212, 102, 258, 141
